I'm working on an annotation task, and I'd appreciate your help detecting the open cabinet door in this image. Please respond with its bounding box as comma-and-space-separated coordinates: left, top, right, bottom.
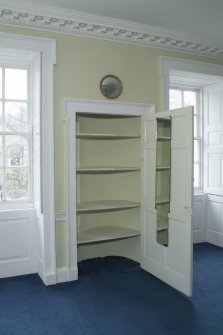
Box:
141, 107, 193, 296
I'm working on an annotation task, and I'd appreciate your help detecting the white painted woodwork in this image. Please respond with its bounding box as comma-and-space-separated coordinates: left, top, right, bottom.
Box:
192, 193, 207, 243
0, 209, 37, 278
65, 100, 193, 296
203, 82, 223, 196
155, 196, 170, 205
76, 133, 140, 139
162, 57, 223, 248
0, 33, 56, 284
78, 226, 140, 246
65, 100, 151, 282
162, 57, 223, 111
141, 107, 193, 297
206, 194, 223, 247
55, 205, 207, 245
77, 200, 140, 213
76, 167, 140, 173
201, 81, 223, 248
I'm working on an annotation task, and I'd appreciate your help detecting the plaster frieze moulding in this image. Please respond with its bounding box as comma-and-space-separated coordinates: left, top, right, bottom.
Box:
0, 6, 223, 59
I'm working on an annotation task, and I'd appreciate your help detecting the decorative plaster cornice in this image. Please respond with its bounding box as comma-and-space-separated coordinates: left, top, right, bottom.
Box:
0, 2, 223, 59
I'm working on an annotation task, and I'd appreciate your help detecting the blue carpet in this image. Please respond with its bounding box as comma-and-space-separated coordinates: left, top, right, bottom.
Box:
0, 243, 223, 335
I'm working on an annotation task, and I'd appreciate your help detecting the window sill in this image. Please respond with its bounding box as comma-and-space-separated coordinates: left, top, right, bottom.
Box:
0, 202, 35, 212
193, 188, 204, 195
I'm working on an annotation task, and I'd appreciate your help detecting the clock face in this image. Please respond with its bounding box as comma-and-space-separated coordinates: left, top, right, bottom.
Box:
100, 75, 122, 99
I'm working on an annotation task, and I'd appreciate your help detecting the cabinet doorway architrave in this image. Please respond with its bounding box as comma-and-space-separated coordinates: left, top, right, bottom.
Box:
65, 99, 154, 282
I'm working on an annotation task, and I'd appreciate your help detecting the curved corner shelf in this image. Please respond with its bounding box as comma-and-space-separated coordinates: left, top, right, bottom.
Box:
76, 167, 141, 174
77, 113, 139, 119
77, 226, 140, 246
77, 200, 140, 214
76, 133, 140, 140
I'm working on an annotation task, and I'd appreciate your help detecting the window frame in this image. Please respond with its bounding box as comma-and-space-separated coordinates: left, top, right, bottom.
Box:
0, 32, 56, 285
0, 58, 34, 209
162, 56, 223, 197
169, 85, 203, 191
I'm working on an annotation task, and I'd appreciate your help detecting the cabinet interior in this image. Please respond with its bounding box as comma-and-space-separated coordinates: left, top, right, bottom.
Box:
66, 101, 193, 295
76, 113, 141, 261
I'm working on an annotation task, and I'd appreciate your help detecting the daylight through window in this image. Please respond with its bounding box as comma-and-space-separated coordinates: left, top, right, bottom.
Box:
169, 88, 201, 188
0, 67, 31, 203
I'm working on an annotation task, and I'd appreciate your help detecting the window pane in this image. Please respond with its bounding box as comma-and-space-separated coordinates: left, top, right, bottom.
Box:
5, 102, 28, 132
184, 91, 197, 114
194, 139, 199, 163
5, 69, 27, 100
0, 169, 3, 202
0, 135, 3, 167
5, 168, 29, 200
0, 102, 2, 131
194, 163, 200, 188
169, 89, 182, 109
194, 115, 198, 137
0, 68, 2, 99
5, 135, 29, 167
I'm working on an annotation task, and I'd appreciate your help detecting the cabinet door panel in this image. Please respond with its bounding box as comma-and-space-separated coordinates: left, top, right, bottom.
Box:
141, 107, 193, 296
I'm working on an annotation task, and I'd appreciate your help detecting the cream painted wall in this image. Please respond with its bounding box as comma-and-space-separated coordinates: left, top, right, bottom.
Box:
1, 23, 223, 267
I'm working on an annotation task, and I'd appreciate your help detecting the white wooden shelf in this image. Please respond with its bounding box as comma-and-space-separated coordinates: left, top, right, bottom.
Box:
77, 113, 138, 119
76, 133, 140, 140
157, 225, 168, 232
155, 196, 170, 205
77, 200, 141, 213
77, 167, 141, 173
157, 117, 171, 122
157, 217, 168, 231
156, 165, 170, 171
77, 226, 140, 246
157, 136, 171, 141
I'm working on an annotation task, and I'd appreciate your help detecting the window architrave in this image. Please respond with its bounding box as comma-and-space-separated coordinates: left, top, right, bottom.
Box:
162, 56, 223, 194
0, 32, 56, 285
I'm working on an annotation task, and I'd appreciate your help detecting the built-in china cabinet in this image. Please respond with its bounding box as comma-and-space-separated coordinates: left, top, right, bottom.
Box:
65, 99, 193, 296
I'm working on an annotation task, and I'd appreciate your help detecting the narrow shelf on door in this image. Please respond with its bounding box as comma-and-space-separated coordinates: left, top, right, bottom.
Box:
155, 196, 170, 205
157, 218, 168, 231
156, 165, 170, 171
157, 136, 171, 141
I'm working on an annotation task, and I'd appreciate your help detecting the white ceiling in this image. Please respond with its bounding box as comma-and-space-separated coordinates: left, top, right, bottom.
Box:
22, 0, 223, 43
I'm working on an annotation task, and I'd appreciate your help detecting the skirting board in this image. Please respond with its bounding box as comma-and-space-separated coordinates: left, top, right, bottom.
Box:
37, 256, 57, 285
38, 256, 78, 285
56, 266, 78, 283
